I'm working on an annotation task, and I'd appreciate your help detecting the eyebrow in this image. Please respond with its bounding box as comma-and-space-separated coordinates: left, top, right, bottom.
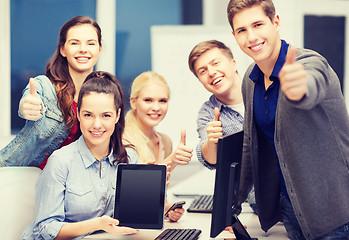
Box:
81, 110, 114, 114
209, 58, 220, 63
67, 39, 98, 42
196, 58, 220, 72
235, 20, 265, 32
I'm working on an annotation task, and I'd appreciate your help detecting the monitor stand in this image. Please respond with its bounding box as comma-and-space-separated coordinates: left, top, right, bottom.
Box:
231, 214, 258, 240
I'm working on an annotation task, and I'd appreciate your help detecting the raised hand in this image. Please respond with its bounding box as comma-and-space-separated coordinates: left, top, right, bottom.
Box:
172, 129, 193, 166
20, 78, 44, 121
279, 47, 308, 101
206, 107, 223, 144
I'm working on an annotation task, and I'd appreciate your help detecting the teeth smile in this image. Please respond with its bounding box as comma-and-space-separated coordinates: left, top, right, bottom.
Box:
91, 131, 103, 136
250, 43, 263, 51
76, 57, 90, 62
212, 78, 222, 85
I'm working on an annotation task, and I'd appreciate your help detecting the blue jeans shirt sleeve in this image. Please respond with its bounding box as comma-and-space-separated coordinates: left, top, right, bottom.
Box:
30, 152, 68, 239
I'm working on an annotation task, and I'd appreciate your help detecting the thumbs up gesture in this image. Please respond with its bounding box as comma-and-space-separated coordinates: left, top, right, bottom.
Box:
206, 107, 223, 144
279, 47, 308, 101
20, 78, 44, 121
172, 129, 193, 166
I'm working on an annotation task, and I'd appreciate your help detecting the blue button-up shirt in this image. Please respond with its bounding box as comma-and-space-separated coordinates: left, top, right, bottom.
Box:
250, 39, 289, 198
196, 95, 244, 169
21, 135, 138, 240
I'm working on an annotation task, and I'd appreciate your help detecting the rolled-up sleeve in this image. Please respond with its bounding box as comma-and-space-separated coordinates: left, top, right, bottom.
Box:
196, 102, 217, 170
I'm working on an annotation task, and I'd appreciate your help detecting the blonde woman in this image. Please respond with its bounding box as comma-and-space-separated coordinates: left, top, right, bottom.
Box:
123, 71, 193, 222
124, 71, 192, 167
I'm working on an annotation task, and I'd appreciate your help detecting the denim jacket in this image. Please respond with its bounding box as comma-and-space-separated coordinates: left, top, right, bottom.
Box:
0, 75, 70, 167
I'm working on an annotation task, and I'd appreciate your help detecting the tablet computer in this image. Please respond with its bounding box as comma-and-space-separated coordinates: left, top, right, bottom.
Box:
114, 164, 167, 229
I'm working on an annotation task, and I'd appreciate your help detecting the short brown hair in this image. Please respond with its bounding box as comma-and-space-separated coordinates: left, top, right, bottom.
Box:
227, 0, 275, 31
188, 40, 234, 77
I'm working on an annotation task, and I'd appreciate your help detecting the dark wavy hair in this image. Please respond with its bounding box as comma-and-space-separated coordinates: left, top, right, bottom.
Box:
77, 71, 129, 164
46, 16, 102, 129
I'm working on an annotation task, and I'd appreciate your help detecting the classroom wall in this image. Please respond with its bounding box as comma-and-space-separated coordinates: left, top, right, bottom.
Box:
0, 0, 11, 136
10, 0, 97, 132
3, 0, 348, 136
115, 0, 182, 109
7, 0, 193, 134
151, 0, 349, 153
202, 0, 349, 101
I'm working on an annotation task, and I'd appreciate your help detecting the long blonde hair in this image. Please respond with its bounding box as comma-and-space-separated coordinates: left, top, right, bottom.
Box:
123, 71, 170, 163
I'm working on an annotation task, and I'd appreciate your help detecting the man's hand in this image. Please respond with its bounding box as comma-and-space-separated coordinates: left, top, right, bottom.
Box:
279, 47, 308, 101
201, 107, 223, 165
206, 107, 223, 143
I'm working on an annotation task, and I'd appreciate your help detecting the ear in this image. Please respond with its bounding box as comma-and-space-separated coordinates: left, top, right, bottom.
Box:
273, 14, 281, 31
115, 108, 121, 124
230, 58, 238, 73
130, 97, 137, 110
77, 110, 81, 122
60, 46, 66, 57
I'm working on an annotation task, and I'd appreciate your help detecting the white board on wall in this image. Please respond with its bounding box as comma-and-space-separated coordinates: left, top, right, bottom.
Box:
151, 25, 253, 155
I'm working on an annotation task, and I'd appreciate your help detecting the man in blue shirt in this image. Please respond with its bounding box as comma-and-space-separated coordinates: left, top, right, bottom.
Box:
188, 40, 256, 214
227, 0, 349, 239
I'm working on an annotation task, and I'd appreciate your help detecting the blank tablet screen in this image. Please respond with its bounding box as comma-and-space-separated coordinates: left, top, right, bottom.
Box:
114, 164, 166, 229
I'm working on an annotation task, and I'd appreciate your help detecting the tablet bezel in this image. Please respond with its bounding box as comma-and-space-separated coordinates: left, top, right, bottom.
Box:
114, 164, 167, 229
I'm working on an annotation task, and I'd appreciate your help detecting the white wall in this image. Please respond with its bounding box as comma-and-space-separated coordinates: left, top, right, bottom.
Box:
0, 0, 11, 136
95, 0, 116, 74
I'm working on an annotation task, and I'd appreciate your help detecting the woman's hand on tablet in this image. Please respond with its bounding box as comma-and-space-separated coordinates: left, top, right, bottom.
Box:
99, 215, 139, 235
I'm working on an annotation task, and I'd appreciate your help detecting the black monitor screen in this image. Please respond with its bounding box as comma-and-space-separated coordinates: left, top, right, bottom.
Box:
210, 131, 244, 238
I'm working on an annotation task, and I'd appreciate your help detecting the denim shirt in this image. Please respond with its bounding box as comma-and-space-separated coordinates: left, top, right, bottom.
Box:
0, 75, 70, 167
21, 135, 139, 240
196, 95, 244, 169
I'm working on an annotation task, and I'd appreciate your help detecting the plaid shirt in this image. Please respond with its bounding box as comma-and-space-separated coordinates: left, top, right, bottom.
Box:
196, 95, 243, 169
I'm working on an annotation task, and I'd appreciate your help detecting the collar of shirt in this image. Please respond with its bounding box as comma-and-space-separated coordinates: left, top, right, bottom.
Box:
249, 39, 290, 83
76, 136, 115, 168
210, 94, 227, 111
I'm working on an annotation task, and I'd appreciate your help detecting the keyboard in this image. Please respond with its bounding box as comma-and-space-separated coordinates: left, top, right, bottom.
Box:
154, 228, 202, 240
187, 195, 213, 213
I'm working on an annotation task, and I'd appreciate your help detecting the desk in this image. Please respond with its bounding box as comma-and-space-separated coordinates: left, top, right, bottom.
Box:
85, 167, 288, 239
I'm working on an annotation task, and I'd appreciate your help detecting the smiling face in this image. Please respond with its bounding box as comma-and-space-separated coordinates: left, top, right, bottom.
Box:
60, 24, 102, 77
194, 47, 238, 101
130, 84, 169, 131
77, 92, 119, 154
232, 5, 281, 67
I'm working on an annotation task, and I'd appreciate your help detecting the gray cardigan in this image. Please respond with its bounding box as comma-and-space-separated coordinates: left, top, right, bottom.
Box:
239, 48, 349, 240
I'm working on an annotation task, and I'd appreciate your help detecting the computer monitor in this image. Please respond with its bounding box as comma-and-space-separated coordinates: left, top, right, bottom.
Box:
210, 131, 257, 240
